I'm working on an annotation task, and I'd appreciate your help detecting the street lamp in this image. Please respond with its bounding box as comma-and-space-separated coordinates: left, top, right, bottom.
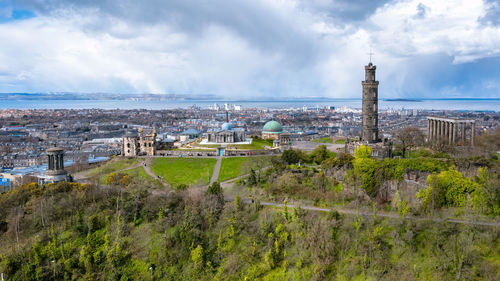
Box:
51, 260, 55, 280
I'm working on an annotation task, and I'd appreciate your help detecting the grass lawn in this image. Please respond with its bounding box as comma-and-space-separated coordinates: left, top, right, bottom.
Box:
228, 138, 274, 150
122, 166, 162, 187
311, 137, 333, 144
197, 144, 222, 148
86, 157, 138, 177
150, 158, 217, 187
218, 156, 271, 182
334, 139, 346, 144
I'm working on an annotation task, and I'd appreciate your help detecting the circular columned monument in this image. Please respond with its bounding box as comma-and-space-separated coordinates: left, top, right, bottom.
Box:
38, 146, 70, 184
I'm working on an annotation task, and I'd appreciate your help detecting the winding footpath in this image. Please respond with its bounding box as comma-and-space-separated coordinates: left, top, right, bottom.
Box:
74, 159, 499, 228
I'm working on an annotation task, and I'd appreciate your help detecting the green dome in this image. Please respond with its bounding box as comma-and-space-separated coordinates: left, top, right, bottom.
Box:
262, 120, 283, 134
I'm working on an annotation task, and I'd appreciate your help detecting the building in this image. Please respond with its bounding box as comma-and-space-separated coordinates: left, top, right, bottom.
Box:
122, 128, 157, 156
261, 120, 283, 140
362, 62, 379, 143
38, 147, 70, 184
179, 129, 200, 142
207, 112, 246, 143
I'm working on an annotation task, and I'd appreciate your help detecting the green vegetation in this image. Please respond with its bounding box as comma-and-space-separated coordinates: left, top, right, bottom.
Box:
123, 167, 161, 187
86, 157, 138, 178
150, 158, 216, 187
335, 138, 345, 144
281, 145, 336, 166
218, 156, 271, 182
1, 131, 499, 280
311, 137, 333, 143
228, 138, 274, 150
0, 181, 499, 280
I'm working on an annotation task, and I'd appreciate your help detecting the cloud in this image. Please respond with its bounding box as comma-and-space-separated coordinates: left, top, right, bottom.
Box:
480, 0, 500, 26
0, 0, 499, 99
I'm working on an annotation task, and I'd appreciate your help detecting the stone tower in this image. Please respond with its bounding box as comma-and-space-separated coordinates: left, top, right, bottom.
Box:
362, 62, 379, 143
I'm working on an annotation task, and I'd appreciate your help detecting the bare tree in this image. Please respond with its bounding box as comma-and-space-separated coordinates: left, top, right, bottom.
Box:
394, 127, 425, 158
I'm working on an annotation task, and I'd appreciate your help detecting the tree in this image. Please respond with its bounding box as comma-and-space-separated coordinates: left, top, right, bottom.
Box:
206, 182, 222, 195
417, 168, 479, 212
310, 145, 330, 164
354, 145, 372, 158
394, 127, 425, 158
272, 172, 299, 194
477, 128, 500, 156
247, 168, 257, 186
282, 149, 301, 165
472, 167, 500, 216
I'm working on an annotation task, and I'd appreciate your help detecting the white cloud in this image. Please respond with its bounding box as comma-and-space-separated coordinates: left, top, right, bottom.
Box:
0, 0, 499, 98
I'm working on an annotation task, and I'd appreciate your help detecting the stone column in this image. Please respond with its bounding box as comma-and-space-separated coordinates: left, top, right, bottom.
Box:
452, 122, 457, 144
448, 122, 453, 145
461, 122, 466, 144
444, 122, 447, 143
471, 122, 475, 146
48, 155, 53, 170
432, 119, 437, 141
439, 121, 444, 142
436, 120, 440, 141
427, 119, 431, 142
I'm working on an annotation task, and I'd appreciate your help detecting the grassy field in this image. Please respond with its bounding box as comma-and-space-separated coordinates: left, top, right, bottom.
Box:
311, 137, 333, 143
335, 139, 346, 144
218, 156, 271, 182
122, 166, 162, 187
150, 158, 217, 187
227, 138, 274, 150
86, 157, 138, 177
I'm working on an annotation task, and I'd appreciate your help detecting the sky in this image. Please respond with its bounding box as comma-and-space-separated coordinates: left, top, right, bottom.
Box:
0, 0, 499, 99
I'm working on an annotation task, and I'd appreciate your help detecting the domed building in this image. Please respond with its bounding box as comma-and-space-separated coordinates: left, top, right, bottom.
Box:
261, 120, 283, 140
206, 112, 246, 143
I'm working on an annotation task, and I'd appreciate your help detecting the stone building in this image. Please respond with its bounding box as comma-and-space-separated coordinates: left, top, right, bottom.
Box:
122, 128, 156, 156
362, 62, 379, 143
38, 147, 70, 184
207, 112, 246, 143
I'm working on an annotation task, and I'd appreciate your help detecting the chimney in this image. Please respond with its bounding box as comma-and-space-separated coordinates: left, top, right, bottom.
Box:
226, 111, 229, 123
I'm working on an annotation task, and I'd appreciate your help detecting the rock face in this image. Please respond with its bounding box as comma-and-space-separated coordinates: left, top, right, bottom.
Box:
325, 165, 431, 206
380, 170, 430, 207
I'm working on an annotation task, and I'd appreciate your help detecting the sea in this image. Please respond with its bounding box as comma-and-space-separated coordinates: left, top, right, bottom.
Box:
1, 99, 499, 111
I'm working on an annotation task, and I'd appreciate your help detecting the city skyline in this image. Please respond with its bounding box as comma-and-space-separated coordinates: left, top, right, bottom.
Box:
0, 0, 499, 99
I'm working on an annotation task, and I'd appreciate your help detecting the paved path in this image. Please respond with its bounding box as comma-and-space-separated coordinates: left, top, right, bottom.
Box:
210, 157, 222, 185
230, 198, 500, 228
143, 158, 171, 189
218, 173, 500, 228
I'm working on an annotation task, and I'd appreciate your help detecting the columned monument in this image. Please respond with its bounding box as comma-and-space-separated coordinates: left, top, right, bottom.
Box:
38, 146, 70, 184
427, 116, 476, 146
